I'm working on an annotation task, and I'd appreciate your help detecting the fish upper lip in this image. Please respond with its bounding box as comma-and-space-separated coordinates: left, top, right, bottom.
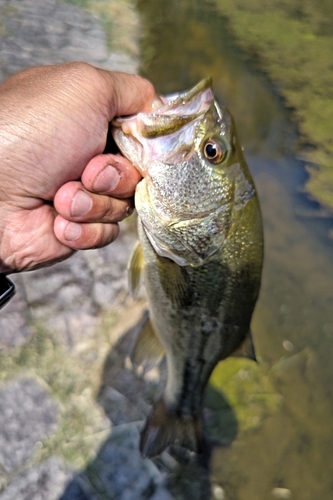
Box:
112, 78, 214, 129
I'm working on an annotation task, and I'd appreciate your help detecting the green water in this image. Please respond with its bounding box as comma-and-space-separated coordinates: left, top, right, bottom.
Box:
137, 0, 333, 498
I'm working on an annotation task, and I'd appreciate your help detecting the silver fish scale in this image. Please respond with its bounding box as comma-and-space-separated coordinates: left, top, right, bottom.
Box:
147, 158, 230, 218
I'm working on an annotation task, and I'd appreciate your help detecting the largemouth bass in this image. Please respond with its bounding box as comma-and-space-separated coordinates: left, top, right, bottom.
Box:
112, 79, 263, 458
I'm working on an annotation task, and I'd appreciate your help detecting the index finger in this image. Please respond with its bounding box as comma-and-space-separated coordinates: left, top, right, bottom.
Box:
98, 70, 161, 120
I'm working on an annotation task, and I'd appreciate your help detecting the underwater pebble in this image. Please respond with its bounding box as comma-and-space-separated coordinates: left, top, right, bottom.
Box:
271, 487, 292, 499
282, 340, 294, 352
212, 484, 225, 500
143, 367, 161, 383
323, 323, 333, 336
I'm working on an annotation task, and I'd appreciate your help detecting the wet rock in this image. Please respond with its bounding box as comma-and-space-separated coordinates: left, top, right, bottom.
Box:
0, 378, 58, 473
0, 457, 72, 500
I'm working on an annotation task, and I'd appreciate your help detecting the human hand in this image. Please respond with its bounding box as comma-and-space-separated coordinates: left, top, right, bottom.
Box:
0, 62, 157, 273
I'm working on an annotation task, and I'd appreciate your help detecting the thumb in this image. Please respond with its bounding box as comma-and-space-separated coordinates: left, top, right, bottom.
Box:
98, 70, 160, 120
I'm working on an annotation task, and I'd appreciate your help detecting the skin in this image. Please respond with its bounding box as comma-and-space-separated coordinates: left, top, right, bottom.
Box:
0, 62, 158, 273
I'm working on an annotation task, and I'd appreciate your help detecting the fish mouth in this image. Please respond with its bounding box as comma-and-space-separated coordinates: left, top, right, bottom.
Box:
112, 78, 214, 140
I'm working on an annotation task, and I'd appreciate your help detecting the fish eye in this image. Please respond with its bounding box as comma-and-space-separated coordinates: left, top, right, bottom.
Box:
203, 140, 226, 164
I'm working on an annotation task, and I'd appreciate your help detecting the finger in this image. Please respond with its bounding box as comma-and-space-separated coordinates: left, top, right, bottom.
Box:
81, 154, 142, 198
54, 181, 134, 223
54, 215, 119, 250
98, 70, 161, 118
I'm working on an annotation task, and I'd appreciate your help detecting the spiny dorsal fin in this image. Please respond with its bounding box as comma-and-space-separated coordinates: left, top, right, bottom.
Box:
131, 313, 165, 370
140, 398, 203, 458
231, 330, 257, 361
127, 241, 144, 298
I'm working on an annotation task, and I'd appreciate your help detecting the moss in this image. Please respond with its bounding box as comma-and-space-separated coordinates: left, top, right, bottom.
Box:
208, 357, 282, 436
0, 313, 119, 469
212, 0, 333, 210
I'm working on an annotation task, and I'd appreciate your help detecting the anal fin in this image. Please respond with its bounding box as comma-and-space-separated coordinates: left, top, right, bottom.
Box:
131, 312, 165, 370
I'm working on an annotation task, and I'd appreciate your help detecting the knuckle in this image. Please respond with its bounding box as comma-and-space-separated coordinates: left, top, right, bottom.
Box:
90, 223, 119, 248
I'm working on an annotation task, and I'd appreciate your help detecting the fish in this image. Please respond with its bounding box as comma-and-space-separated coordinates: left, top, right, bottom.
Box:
112, 78, 263, 458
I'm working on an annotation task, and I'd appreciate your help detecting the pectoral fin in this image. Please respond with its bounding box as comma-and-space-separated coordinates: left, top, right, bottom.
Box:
127, 241, 144, 298
231, 330, 257, 361
131, 312, 165, 370
157, 256, 193, 307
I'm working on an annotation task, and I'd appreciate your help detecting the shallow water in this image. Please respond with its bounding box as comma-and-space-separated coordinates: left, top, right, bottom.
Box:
137, 0, 333, 498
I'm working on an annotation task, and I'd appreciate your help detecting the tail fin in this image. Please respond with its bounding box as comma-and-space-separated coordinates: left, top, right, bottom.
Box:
140, 398, 203, 458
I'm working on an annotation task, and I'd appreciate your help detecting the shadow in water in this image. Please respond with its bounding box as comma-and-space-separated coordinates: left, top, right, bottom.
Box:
59, 313, 238, 500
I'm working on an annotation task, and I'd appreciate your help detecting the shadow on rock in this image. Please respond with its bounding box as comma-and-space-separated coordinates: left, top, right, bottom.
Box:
59, 311, 238, 500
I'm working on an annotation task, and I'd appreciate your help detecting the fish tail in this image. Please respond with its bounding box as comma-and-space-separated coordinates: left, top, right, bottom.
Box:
140, 398, 203, 458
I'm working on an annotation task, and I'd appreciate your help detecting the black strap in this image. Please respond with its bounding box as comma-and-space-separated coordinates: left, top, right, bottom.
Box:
0, 274, 16, 309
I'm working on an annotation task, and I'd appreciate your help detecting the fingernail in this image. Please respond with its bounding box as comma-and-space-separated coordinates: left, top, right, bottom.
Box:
64, 222, 82, 241
71, 190, 92, 217
93, 165, 120, 193
151, 96, 164, 110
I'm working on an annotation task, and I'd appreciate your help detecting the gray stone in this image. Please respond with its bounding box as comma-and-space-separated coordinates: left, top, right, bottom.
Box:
20, 224, 137, 345
149, 487, 175, 500
0, 378, 58, 472
82, 424, 164, 500
97, 318, 168, 427
0, 0, 138, 78
59, 476, 95, 500
100, 385, 148, 425
0, 274, 32, 350
0, 457, 72, 500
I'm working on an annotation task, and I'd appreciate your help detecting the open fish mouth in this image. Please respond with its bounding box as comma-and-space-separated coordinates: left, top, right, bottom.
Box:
111, 78, 218, 177
111, 78, 237, 266
112, 78, 214, 140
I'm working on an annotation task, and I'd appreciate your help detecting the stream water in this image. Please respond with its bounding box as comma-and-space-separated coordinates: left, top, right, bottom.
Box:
136, 0, 333, 498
